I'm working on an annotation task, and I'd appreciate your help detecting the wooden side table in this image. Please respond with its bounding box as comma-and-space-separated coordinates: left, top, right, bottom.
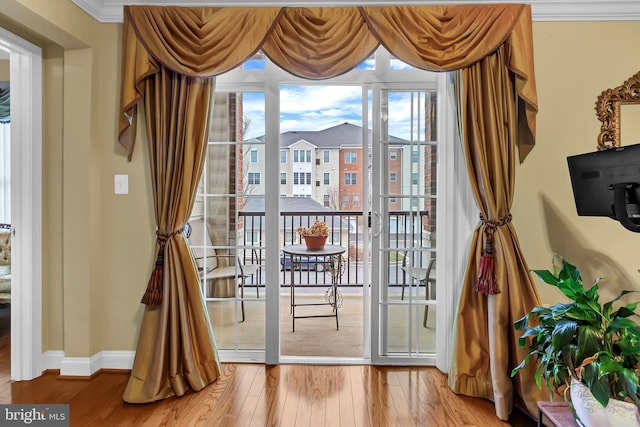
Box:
537, 401, 579, 427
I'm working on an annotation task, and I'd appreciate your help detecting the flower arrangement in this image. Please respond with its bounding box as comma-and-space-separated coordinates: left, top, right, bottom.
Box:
296, 220, 330, 237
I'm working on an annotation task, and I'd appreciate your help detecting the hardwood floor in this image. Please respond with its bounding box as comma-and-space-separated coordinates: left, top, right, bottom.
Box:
0, 305, 536, 426
0, 367, 537, 426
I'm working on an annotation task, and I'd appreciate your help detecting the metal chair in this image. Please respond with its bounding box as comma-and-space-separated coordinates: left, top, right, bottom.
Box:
186, 218, 261, 322
401, 254, 435, 328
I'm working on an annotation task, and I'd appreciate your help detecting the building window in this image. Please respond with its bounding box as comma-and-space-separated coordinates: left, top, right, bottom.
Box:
280, 173, 286, 185
250, 149, 258, 163
390, 197, 397, 203
323, 150, 330, 163
353, 194, 360, 207
294, 149, 311, 163
342, 195, 349, 207
323, 195, 330, 207
248, 172, 261, 185
412, 172, 418, 185
280, 150, 287, 163
390, 172, 397, 182
412, 149, 419, 163
345, 173, 357, 186
344, 151, 358, 164
390, 150, 397, 160
292, 173, 311, 185
323, 172, 330, 185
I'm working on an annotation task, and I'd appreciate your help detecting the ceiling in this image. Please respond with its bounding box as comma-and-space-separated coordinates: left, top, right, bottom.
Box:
70, 0, 640, 23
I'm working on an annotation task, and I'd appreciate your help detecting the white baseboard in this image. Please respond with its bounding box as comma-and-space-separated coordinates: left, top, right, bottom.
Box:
41, 350, 64, 372
42, 350, 135, 377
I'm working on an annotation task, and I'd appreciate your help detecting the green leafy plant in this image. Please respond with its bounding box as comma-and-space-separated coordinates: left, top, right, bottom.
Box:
511, 255, 640, 409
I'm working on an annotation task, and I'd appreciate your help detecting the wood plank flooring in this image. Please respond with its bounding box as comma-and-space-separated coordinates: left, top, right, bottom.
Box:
0, 366, 537, 426
0, 305, 537, 426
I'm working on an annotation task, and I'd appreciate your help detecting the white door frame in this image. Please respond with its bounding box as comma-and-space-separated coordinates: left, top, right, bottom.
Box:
370, 82, 439, 366
0, 26, 43, 381
369, 76, 475, 368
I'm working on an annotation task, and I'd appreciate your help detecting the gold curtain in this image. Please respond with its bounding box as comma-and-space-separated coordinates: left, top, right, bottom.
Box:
117, 4, 542, 418
361, 4, 537, 162
121, 62, 221, 402
120, 5, 537, 162
446, 46, 547, 419
118, 6, 281, 158
261, 8, 379, 79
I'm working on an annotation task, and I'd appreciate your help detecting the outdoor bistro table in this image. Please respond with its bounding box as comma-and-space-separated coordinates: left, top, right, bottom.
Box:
282, 244, 345, 332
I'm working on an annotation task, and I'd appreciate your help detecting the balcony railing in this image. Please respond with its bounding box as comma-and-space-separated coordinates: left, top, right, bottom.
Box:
238, 210, 431, 290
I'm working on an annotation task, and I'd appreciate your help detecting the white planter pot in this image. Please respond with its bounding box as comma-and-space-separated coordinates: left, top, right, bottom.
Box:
570, 379, 640, 427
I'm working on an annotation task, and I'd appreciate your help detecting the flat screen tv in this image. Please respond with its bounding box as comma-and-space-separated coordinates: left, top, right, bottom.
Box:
567, 143, 640, 232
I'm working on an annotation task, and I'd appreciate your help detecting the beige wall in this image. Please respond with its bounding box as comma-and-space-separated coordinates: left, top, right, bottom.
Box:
1, 1, 640, 360
0, 0, 150, 357
517, 21, 640, 304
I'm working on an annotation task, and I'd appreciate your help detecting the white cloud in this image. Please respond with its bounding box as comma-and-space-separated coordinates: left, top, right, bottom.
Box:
241, 85, 435, 142
280, 85, 363, 132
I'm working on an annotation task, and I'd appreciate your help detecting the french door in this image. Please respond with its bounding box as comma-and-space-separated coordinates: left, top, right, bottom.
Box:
370, 84, 441, 365
206, 52, 471, 367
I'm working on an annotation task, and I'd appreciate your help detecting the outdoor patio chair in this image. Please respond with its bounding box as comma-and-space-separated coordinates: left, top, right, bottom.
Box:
401, 253, 435, 328
186, 218, 261, 322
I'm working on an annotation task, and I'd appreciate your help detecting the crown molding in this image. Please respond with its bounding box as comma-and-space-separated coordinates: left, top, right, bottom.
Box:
71, 0, 640, 23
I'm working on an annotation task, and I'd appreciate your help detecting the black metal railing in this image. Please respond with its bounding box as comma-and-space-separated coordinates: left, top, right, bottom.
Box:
237, 210, 431, 290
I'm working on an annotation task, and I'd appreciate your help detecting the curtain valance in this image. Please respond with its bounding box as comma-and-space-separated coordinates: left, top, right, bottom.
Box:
119, 4, 537, 162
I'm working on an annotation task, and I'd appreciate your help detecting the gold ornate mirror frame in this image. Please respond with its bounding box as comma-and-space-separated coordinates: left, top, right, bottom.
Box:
596, 71, 640, 150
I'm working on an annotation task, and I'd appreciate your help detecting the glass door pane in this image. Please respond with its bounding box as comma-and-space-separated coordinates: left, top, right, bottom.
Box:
191, 91, 266, 355
373, 87, 438, 362
278, 84, 366, 359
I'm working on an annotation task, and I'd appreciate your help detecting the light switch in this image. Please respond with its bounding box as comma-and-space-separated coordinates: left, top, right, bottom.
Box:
114, 174, 128, 194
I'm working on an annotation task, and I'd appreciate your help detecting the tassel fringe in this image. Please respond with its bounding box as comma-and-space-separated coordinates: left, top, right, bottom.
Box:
474, 213, 512, 295
139, 226, 184, 307
473, 236, 501, 295
141, 248, 165, 306
141, 265, 163, 306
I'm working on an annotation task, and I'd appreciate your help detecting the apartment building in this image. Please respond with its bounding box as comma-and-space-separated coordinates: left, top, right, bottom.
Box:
248, 122, 435, 215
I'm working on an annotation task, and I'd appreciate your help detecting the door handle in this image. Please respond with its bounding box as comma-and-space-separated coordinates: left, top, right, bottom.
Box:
373, 211, 383, 238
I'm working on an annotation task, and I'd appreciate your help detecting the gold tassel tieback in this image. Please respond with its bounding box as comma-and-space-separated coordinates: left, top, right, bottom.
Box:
140, 227, 184, 306
473, 213, 512, 295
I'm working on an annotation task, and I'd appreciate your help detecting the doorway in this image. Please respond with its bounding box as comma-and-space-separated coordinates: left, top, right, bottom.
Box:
202, 48, 474, 367
0, 25, 43, 381
278, 85, 368, 360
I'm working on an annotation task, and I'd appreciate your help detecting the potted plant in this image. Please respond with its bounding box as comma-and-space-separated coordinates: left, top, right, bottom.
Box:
511, 255, 640, 427
297, 219, 330, 250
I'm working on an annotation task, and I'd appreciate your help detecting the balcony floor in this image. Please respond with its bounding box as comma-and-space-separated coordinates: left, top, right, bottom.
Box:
207, 290, 436, 358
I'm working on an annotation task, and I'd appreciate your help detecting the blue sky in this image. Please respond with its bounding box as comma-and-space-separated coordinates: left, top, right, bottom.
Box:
242, 86, 366, 140
242, 86, 430, 142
